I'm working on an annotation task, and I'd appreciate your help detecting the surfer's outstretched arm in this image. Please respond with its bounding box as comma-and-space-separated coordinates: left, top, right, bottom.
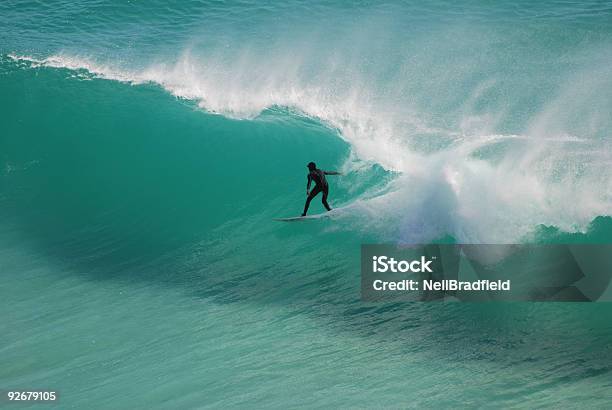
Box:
323, 170, 342, 175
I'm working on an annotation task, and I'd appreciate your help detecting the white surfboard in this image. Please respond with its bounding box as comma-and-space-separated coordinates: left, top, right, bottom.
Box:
273, 214, 330, 222
274, 207, 346, 222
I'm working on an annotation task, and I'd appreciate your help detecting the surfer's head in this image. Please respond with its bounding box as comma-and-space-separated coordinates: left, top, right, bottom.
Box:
307, 162, 316, 170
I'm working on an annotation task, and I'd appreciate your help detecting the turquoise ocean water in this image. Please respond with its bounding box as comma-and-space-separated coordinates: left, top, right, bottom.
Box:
1, 1, 612, 408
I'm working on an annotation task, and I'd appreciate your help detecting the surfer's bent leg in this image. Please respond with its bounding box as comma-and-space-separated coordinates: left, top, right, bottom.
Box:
321, 188, 331, 211
302, 186, 321, 216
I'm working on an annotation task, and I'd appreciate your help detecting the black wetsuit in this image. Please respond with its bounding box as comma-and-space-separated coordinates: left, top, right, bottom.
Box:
303, 168, 332, 216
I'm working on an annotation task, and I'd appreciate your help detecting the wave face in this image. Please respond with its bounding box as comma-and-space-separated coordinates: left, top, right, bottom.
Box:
3, 1, 612, 243
2, 1, 612, 408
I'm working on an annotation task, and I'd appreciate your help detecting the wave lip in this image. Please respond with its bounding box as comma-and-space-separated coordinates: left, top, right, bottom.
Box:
8, 53, 141, 83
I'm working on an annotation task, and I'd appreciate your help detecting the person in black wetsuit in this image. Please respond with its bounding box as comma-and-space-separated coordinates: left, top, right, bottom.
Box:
302, 162, 341, 216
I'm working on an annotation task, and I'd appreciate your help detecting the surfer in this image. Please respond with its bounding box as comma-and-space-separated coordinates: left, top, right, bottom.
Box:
302, 162, 341, 216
